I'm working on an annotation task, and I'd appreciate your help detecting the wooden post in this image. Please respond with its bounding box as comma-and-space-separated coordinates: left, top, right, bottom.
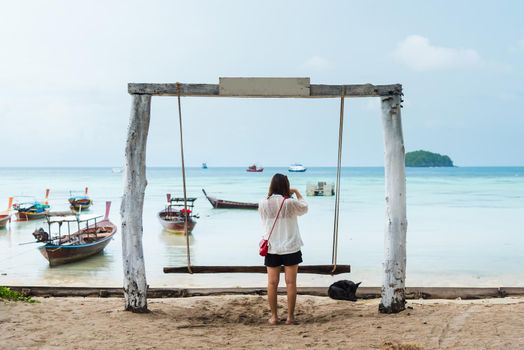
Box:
379, 94, 408, 314
121, 94, 151, 313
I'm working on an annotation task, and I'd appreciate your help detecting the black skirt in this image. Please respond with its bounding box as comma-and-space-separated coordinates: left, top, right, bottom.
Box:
264, 250, 303, 267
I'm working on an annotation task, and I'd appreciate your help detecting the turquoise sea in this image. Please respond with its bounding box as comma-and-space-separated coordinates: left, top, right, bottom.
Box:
0, 167, 523, 288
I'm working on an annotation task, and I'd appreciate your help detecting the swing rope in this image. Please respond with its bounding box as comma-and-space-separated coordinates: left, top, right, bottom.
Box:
331, 88, 346, 274
176, 82, 193, 274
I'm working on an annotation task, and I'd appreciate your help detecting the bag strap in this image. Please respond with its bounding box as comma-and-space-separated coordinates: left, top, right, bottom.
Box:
267, 197, 286, 242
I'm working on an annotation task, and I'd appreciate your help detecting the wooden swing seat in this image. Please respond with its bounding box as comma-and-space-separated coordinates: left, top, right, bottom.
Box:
163, 264, 351, 275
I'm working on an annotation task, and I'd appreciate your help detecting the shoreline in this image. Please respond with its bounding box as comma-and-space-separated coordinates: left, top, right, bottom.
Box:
3, 268, 524, 289
5, 285, 524, 300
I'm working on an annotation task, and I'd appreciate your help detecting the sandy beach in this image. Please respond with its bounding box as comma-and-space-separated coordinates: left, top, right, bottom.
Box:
2, 295, 524, 349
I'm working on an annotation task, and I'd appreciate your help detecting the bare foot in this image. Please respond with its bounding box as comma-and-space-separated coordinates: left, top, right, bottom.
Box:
268, 317, 278, 325
285, 318, 295, 325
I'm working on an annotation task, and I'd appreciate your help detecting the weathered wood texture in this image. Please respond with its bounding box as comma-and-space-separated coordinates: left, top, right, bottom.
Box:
8, 286, 524, 299
128, 82, 402, 98
121, 94, 151, 313
379, 94, 408, 314
163, 265, 351, 275
219, 77, 310, 97
122, 79, 403, 313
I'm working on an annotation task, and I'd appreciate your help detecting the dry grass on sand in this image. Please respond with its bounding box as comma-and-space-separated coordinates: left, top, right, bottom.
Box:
1, 295, 524, 349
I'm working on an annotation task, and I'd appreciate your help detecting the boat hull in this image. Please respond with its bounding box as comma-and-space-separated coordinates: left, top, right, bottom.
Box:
210, 200, 258, 209
39, 236, 112, 266
203, 190, 258, 209
69, 198, 93, 211
17, 211, 47, 220
158, 211, 196, 233
38, 219, 116, 266
0, 216, 9, 228
288, 164, 307, 172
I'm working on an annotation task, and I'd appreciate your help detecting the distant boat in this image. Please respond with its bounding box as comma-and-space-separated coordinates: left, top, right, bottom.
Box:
202, 189, 258, 209
246, 164, 264, 172
202, 163, 208, 169
13, 189, 51, 220
288, 164, 307, 172
69, 187, 93, 211
112, 167, 123, 173
33, 202, 116, 266
0, 197, 13, 228
158, 194, 198, 234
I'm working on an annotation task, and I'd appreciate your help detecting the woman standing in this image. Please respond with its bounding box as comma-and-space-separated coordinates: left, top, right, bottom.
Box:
259, 173, 308, 325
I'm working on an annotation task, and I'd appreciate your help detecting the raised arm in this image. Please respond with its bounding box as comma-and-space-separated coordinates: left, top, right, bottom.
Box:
290, 188, 303, 200
288, 188, 308, 216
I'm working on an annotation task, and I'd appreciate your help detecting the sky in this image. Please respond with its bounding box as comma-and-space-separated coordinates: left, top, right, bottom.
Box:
0, 0, 523, 167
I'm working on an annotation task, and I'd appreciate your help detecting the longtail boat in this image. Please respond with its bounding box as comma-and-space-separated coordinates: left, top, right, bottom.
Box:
158, 194, 198, 234
13, 189, 51, 220
0, 197, 13, 228
32, 201, 116, 266
69, 187, 93, 211
202, 189, 258, 209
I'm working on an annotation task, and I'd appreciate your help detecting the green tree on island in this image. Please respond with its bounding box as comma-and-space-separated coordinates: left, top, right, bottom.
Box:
405, 150, 454, 167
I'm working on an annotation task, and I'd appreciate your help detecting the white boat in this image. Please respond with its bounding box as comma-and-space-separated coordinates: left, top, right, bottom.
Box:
112, 167, 123, 174
288, 163, 307, 172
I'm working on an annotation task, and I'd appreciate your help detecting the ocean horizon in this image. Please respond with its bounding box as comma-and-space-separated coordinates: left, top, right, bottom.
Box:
1, 165, 522, 168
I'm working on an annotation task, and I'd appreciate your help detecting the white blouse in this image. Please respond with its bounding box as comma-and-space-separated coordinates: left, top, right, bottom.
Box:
258, 194, 308, 255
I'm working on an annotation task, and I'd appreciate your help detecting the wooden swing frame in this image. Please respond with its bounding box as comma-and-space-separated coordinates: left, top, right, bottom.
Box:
122, 78, 407, 314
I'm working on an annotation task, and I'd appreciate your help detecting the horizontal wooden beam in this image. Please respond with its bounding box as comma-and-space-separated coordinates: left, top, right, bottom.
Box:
128, 83, 402, 98
163, 265, 351, 275
6, 286, 524, 299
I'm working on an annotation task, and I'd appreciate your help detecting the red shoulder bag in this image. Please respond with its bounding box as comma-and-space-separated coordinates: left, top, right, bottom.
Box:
259, 198, 286, 257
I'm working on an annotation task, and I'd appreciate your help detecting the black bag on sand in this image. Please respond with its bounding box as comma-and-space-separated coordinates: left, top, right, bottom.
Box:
328, 280, 361, 301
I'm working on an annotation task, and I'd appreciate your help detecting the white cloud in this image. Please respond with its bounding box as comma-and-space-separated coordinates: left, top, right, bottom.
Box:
391, 35, 483, 71
300, 56, 333, 70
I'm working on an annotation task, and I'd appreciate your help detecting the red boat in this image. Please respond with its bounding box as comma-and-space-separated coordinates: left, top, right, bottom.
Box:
158, 194, 198, 234
246, 164, 263, 172
33, 202, 116, 266
202, 189, 258, 209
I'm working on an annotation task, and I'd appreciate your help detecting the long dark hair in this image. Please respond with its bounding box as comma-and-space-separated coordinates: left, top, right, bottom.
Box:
267, 173, 291, 198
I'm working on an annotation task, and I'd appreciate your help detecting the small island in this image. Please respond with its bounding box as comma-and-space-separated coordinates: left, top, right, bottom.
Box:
405, 150, 454, 167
